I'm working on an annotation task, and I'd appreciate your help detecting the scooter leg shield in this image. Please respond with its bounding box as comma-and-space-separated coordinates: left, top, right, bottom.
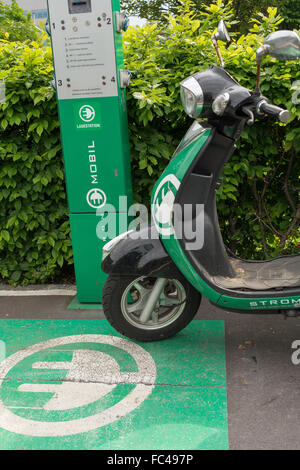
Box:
101, 225, 185, 280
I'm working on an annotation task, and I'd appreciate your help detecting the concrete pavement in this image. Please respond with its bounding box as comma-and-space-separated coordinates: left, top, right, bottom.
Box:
0, 294, 299, 449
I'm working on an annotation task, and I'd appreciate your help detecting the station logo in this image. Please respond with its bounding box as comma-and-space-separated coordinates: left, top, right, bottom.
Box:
86, 188, 107, 209
79, 105, 96, 122
0, 335, 156, 436
76, 104, 101, 130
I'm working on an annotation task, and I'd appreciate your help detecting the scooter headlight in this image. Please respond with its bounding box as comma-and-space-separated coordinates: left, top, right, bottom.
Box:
180, 76, 204, 118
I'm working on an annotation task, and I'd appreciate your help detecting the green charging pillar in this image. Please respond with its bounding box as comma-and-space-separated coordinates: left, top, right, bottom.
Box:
47, 0, 132, 304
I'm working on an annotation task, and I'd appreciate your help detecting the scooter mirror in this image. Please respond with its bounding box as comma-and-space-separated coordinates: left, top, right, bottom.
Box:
256, 30, 300, 63
215, 20, 231, 44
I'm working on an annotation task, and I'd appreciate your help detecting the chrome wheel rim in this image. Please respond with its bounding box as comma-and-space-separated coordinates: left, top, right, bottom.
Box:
120, 277, 187, 331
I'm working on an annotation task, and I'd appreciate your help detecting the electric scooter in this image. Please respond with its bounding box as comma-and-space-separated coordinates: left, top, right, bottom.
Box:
101, 22, 300, 342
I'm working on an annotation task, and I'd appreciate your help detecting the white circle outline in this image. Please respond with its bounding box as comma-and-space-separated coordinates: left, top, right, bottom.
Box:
86, 188, 107, 209
152, 174, 181, 236
0, 335, 156, 437
79, 105, 96, 122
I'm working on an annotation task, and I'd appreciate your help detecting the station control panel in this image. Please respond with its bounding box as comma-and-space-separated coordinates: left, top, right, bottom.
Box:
48, 0, 120, 100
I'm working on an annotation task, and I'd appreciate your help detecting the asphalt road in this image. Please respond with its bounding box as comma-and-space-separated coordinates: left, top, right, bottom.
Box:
0, 295, 299, 450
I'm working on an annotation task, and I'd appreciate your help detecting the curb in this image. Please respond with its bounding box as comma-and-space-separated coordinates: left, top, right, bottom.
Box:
0, 285, 77, 297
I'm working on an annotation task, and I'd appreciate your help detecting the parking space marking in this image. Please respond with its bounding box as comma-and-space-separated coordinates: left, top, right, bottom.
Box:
0, 335, 156, 436
0, 320, 228, 450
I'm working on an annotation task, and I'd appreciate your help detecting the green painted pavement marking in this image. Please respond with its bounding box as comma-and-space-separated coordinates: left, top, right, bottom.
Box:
0, 320, 228, 450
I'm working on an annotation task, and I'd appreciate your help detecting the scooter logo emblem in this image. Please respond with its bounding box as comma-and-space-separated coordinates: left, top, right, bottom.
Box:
153, 174, 181, 236
79, 105, 96, 122
86, 188, 107, 209
0, 335, 156, 436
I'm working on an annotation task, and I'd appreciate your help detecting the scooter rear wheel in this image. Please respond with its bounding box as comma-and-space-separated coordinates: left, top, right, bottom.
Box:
102, 275, 201, 342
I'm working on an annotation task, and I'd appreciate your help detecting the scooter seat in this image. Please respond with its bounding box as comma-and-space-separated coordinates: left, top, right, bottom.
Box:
214, 255, 300, 290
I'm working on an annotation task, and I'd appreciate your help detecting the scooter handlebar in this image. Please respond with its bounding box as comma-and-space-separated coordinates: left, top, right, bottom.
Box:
257, 100, 290, 123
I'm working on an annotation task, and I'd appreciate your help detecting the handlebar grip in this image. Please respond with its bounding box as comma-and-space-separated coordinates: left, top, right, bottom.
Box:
258, 100, 290, 123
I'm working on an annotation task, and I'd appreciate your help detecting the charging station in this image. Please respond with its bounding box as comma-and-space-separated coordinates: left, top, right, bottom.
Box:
46, 0, 133, 305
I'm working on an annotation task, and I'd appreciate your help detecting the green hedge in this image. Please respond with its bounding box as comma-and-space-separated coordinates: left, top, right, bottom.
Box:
0, 0, 299, 285
0, 0, 39, 42
0, 40, 73, 283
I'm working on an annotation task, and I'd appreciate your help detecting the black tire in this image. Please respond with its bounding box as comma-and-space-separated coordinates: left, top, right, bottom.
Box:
102, 275, 201, 342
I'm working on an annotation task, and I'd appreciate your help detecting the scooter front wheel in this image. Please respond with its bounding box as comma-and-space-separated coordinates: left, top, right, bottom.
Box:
102, 275, 201, 342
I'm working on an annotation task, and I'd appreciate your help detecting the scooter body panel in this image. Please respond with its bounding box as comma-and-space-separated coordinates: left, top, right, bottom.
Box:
151, 124, 222, 303
101, 225, 185, 280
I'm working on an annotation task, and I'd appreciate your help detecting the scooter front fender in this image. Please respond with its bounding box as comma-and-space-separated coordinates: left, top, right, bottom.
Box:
101, 225, 185, 280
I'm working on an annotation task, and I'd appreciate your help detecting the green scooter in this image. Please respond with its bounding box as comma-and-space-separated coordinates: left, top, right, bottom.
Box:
101, 22, 300, 342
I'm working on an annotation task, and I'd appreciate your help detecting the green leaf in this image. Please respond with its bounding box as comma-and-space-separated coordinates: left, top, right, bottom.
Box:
1, 230, 10, 242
